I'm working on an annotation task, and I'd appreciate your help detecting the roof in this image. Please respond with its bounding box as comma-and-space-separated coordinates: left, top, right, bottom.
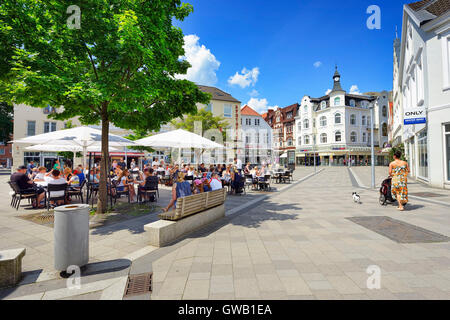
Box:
407, 0, 450, 24
197, 85, 241, 103
241, 105, 261, 117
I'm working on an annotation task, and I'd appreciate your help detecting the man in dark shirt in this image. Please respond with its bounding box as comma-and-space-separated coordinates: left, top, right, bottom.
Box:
10, 165, 45, 208
198, 163, 207, 173
118, 158, 126, 170
138, 168, 158, 202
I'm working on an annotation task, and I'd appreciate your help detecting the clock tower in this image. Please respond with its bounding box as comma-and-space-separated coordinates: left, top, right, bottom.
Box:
331, 66, 344, 92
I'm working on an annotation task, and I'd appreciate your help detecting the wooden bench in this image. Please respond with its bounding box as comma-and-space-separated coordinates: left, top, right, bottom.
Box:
158, 188, 227, 221
145, 189, 227, 247
0, 248, 26, 288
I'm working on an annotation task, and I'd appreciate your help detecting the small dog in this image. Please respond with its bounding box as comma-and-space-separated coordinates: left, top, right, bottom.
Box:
352, 192, 361, 204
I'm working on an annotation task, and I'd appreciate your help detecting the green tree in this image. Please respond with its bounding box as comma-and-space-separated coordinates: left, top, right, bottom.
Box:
0, 102, 13, 144
171, 108, 228, 163
124, 129, 156, 154
389, 143, 406, 162
171, 108, 229, 141
0, 0, 210, 213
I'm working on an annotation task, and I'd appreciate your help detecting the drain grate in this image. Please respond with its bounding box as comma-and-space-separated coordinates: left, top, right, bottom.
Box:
123, 272, 152, 298
347, 216, 450, 243
410, 192, 446, 198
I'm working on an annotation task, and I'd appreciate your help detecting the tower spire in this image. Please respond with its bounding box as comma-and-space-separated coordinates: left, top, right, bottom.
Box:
331, 66, 343, 93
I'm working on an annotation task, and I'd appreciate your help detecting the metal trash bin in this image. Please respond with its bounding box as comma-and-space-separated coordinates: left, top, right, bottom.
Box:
54, 204, 90, 271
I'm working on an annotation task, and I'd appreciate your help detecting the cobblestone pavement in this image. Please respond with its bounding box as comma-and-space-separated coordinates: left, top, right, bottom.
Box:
145, 167, 450, 300
0, 168, 314, 299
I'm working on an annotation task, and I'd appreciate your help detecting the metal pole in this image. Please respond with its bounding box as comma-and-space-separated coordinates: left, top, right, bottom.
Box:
370, 106, 375, 189
313, 136, 316, 173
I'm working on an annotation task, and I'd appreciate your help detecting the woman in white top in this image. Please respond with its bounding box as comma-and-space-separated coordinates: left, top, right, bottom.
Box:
33, 167, 47, 182
47, 169, 67, 206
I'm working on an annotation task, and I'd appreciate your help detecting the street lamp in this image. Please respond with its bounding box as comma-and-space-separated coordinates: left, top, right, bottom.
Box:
369, 105, 375, 189
312, 128, 317, 174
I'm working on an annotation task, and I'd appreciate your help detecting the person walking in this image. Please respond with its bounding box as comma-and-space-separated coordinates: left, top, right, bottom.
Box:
389, 150, 410, 211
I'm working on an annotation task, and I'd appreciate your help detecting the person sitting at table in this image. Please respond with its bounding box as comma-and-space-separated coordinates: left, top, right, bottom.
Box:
230, 166, 243, 194
33, 167, 47, 182
47, 169, 68, 207
116, 168, 136, 202
244, 162, 251, 175
68, 170, 80, 188
11, 165, 46, 208
202, 178, 212, 192
198, 163, 207, 173
222, 165, 232, 183
193, 179, 203, 194
187, 166, 196, 177
89, 168, 100, 185
63, 167, 73, 181
75, 165, 86, 184
259, 165, 267, 177
138, 168, 158, 202
251, 166, 259, 178
209, 172, 223, 191
29, 167, 39, 180
162, 172, 192, 212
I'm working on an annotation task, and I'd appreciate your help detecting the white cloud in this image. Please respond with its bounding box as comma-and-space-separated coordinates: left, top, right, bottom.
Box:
313, 61, 322, 68
176, 34, 220, 86
249, 89, 259, 97
247, 97, 278, 114
228, 67, 260, 88
325, 89, 332, 95
349, 85, 361, 95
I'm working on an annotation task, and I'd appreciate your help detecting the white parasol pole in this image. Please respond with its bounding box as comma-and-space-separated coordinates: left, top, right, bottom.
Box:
83, 141, 87, 169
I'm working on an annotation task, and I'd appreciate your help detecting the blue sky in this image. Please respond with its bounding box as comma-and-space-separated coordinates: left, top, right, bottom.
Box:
175, 0, 406, 113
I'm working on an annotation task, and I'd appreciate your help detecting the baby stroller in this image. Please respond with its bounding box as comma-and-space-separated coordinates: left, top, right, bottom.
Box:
379, 177, 396, 205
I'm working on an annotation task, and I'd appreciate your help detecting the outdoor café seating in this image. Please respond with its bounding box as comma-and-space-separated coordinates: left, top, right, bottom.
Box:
67, 179, 86, 204
111, 179, 131, 204
138, 178, 159, 203
8, 181, 38, 211
46, 183, 67, 211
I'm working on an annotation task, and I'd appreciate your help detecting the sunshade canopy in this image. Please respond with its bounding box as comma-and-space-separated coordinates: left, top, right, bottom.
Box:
135, 129, 224, 149
12, 126, 136, 147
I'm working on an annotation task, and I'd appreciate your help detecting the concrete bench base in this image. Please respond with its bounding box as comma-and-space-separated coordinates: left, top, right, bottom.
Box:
0, 248, 26, 288
145, 205, 225, 247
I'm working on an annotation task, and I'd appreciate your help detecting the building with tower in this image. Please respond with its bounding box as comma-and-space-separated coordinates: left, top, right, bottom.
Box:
294, 67, 390, 166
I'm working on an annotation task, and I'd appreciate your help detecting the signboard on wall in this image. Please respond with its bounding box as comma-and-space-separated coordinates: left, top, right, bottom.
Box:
404, 107, 426, 125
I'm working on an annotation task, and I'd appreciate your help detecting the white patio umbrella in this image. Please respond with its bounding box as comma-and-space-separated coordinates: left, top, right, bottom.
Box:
12, 126, 136, 168
135, 129, 225, 164
25, 144, 119, 152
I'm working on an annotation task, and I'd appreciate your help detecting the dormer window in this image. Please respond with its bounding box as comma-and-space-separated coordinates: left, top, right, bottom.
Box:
321, 101, 327, 110
349, 99, 356, 107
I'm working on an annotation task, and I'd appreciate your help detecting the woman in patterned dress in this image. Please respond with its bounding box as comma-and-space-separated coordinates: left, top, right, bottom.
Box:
389, 150, 410, 211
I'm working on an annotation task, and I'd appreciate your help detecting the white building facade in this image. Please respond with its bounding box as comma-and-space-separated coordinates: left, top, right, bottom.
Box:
394, 0, 450, 188
295, 68, 390, 166
240, 105, 272, 165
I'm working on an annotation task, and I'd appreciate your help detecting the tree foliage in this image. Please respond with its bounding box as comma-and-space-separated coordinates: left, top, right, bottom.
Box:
171, 108, 228, 142
0, 102, 13, 143
0, 0, 210, 212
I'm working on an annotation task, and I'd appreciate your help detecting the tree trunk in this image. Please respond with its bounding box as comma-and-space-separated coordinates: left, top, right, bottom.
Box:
97, 102, 109, 214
